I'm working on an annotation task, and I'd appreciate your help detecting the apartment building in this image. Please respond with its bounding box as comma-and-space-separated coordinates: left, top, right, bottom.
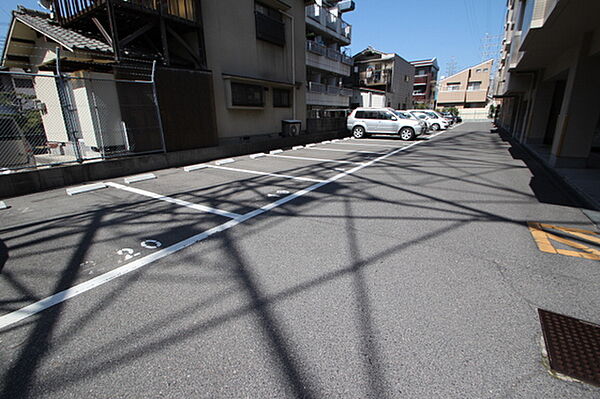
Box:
1, 0, 316, 152
437, 59, 493, 110
495, 0, 600, 169
203, 0, 307, 144
305, 0, 354, 118
351, 46, 415, 110
410, 58, 439, 108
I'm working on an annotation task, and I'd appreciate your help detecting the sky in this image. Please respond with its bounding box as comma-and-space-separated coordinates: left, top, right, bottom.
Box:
0, 0, 507, 77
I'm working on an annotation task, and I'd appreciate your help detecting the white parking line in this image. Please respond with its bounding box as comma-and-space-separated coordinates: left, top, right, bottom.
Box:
105, 182, 241, 219
267, 154, 364, 165
0, 130, 447, 330
204, 164, 326, 183
307, 147, 387, 155
327, 142, 405, 148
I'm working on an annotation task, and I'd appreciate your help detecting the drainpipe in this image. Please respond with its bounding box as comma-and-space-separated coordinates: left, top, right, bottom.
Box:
279, 10, 296, 120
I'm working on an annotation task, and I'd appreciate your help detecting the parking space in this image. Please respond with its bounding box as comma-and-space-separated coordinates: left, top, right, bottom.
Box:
0, 131, 445, 329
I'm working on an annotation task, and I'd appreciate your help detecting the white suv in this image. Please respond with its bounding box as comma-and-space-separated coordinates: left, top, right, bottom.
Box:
347, 107, 424, 140
407, 110, 449, 131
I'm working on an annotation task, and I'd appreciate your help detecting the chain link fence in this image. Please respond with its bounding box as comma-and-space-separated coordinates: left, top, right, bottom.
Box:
0, 62, 164, 172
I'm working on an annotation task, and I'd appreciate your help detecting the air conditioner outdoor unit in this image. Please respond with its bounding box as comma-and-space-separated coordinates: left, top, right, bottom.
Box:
282, 120, 301, 137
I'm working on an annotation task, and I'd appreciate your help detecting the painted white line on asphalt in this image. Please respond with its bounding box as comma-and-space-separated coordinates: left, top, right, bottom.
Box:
269, 149, 284, 154
249, 153, 266, 159
66, 183, 107, 196
307, 147, 387, 155
305, 143, 316, 147
321, 140, 331, 144
327, 142, 405, 148
124, 173, 157, 184
183, 163, 208, 172
105, 182, 241, 219
204, 164, 325, 183
291, 146, 304, 150
215, 158, 235, 165
0, 129, 447, 330
0, 201, 8, 210
267, 154, 364, 165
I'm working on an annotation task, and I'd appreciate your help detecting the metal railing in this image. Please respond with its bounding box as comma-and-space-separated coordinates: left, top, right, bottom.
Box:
340, 88, 353, 96
305, 3, 351, 42
306, 40, 326, 56
0, 58, 165, 172
308, 81, 325, 93
53, 0, 199, 25
326, 48, 341, 62
326, 85, 340, 95
341, 54, 353, 65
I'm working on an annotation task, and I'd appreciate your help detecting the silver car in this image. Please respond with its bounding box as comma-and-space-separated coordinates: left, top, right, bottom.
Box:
347, 107, 424, 140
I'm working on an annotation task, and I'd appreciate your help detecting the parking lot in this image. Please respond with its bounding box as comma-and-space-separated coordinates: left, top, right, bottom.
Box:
2, 122, 599, 399
0, 129, 447, 328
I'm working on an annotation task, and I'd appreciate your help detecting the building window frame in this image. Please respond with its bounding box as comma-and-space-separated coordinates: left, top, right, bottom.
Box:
273, 88, 291, 108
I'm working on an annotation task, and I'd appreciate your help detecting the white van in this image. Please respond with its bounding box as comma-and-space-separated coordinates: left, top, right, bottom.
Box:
347, 107, 424, 140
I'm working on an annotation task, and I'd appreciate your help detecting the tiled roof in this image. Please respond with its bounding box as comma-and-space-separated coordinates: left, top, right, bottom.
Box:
14, 6, 113, 54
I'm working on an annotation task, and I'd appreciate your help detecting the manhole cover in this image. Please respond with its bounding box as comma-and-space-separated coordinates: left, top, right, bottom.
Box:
538, 309, 600, 386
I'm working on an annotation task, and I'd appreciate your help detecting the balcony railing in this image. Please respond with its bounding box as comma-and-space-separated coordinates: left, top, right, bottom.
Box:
306, 41, 326, 56
326, 86, 340, 95
326, 48, 341, 62
341, 54, 353, 65
307, 82, 352, 97
53, 0, 199, 25
305, 3, 352, 42
308, 82, 325, 93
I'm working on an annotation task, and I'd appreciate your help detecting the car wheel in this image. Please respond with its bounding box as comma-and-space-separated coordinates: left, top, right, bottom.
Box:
431, 123, 440, 131
352, 126, 366, 139
399, 127, 415, 141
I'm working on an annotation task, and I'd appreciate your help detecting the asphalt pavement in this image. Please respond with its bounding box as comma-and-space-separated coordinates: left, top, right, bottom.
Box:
1, 122, 599, 398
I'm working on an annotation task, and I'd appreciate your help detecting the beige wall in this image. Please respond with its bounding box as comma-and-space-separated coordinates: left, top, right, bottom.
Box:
438, 59, 492, 106
203, 0, 307, 140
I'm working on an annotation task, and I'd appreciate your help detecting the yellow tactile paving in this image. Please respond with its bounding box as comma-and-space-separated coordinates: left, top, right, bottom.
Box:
527, 222, 600, 261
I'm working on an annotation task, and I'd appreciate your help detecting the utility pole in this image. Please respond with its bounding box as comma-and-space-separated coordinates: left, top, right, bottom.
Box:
445, 56, 458, 77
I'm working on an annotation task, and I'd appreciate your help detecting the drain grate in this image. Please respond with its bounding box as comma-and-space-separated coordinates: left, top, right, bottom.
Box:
538, 309, 600, 386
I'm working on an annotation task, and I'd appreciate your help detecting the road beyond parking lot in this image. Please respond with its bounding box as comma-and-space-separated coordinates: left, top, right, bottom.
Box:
1, 122, 599, 398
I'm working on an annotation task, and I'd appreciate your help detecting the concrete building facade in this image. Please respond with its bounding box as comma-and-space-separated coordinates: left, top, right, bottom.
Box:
494, 0, 600, 169
305, 0, 354, 114
351, 47, 415, 110
437, 59, 493, 110
410, 58, 439, 108
202, 0, 308, 144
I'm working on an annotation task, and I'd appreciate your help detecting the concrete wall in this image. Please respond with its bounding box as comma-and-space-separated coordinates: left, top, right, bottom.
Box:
203, 0, 307, 140
389, 55, 414, 109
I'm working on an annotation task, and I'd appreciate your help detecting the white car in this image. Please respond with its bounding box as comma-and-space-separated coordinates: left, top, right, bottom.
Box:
407, 110, 449, 131
347, 107, 424, 140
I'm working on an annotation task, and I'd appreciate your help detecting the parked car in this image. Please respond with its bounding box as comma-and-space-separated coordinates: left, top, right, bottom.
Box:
407, 110, 449, 131
394, 110, 429, 133
347, 107, 424, 140
0, 116, 36, 169
441, 112, 455, 124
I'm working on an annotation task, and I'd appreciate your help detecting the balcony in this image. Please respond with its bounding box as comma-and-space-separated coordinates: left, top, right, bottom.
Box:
306, 41, 326, 56
53, 0, 200, 25
305, 4, 352, 45
307, 82, 351, 107
306, 41, 351, 76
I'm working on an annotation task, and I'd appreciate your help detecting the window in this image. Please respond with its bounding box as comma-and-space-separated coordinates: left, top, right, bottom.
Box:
404, 75, 410, 82
483, 68, 488, 72
255, 2, 285, 46
476, 68, 482, 73
273, 88, 291, 108
446, 83, 460, 91
467, 81, 481, 91
231, 82, 264, 107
